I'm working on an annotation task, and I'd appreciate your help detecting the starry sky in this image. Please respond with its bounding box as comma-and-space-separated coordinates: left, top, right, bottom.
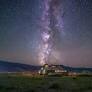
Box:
0, 0, 92, 67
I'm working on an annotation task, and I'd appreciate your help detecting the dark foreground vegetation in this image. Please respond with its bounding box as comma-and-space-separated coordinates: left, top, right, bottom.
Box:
0, 74, 92, 92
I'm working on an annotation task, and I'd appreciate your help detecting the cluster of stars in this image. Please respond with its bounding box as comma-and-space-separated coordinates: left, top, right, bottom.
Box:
39, 0, 51, 65
39, 0, 63, 65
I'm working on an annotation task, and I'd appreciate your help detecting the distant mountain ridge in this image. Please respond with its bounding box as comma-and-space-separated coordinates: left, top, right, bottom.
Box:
59, 65, 92, 73
0, 60, 41, 72
0, 60, 92, 72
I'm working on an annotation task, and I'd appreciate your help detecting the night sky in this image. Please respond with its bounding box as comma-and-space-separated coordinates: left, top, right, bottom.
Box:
0, 0, 92, 67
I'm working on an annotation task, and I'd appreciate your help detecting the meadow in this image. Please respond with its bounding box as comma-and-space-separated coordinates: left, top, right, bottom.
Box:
0, 74, 92, 92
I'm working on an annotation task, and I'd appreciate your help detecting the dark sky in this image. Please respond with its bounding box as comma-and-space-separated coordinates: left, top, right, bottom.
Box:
0, 0, 92, 67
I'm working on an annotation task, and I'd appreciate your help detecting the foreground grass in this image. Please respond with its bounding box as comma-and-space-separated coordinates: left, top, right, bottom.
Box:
0, 74, 92, 92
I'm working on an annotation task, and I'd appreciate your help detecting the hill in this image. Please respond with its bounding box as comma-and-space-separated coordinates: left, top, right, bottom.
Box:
59, 65, 92, 73
0, 60, 41, 72
0, 60, 92, 72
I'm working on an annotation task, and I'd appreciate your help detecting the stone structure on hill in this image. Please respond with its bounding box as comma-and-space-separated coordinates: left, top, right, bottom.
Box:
38, 64, 67, 76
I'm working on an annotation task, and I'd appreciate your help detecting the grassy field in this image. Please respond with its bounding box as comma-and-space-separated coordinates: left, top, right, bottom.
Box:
0, 74, 92, 92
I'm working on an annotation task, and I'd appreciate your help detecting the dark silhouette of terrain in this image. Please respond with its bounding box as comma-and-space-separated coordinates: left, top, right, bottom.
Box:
0, 60, 92, 72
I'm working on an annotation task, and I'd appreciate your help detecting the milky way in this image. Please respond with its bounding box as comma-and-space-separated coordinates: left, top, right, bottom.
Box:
39, 0, 62, 65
